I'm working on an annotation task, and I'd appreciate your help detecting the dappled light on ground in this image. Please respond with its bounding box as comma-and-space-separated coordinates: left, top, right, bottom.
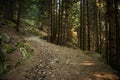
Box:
68, 61, 94, 66
81, 61, 94, 66
3, 36, 119, 80
93, 72, 119, 80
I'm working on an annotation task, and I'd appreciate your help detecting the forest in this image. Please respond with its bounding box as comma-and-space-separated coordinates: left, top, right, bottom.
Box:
0, 0, 120, 80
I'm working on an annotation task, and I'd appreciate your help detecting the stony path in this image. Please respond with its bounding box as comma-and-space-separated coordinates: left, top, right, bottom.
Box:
5, 37, 120, 80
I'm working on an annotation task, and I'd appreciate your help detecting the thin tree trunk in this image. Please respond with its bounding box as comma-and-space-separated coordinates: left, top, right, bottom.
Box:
48, 0, 52, 42
82, 0, 86, 50
57, 0, 61, 44
86, 0, 90, 50
80, 0, 83, 49
16, 0, 21, 32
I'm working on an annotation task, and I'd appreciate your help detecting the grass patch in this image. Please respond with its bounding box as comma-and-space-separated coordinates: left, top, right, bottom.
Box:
15, 40, 33, 59
2, 44, 16, 54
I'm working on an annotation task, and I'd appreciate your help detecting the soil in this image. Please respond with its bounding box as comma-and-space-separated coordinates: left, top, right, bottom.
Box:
1, 26, 120, 80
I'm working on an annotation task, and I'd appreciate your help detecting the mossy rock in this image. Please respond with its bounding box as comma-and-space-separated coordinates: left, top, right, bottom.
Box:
15, 41, 33, 59
26, 26, 40, 36
2, 44, 15, 54
20, 47, 31, 59
1, 33, 10, 43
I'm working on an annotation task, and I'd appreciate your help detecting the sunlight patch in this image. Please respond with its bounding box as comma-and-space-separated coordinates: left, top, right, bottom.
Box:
68, 61, 94, 66
81, 62, 94, 66
93, 72, 119, 80
81, 61, 94, 66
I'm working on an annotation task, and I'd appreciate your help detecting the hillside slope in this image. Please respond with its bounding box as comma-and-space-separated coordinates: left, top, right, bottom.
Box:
3, 36, 120, 80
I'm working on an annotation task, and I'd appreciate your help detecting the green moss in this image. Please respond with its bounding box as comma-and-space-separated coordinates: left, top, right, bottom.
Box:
20, 47, 31, 59
4, 20, 16, 27
26, 26, 40, 36
2, 44, 15, 54
15, 41, 25, 47
1, 33, 10, 43
18, 41, 33, 59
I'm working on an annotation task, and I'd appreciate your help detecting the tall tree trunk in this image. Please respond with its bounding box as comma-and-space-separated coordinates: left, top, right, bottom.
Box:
80, 0, 83, 49
86, 0, 90, 50
106, 0, 117, 68
97, 0, 102, 54
82, 0, 86, 50
16, 0, 21, 32
4, 0, 14, 21
57, 0, 61, 44
48, 0, 52, 42
50, 0, 56, 42
64, 0, 69, 45
9, 0, 14, 21
114, 0, 120, 70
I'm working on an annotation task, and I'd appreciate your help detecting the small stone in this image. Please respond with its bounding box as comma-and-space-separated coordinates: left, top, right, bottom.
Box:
51, 75, 55, 77
39, 64, 43, 67
49, 71, 52, 74
68, 73, 70, 75
43, 71, 46, 74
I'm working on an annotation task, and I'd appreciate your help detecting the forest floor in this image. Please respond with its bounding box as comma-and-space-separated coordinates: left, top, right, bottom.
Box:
1, 25, 120, 80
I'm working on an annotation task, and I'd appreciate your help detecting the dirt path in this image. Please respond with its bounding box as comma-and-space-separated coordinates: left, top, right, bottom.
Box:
4, 36, 120, 80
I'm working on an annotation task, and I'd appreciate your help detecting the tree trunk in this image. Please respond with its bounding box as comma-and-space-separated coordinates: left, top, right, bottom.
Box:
16, 0, 21, 32
106, 0, 117, 68
80, 0, 83, 49
86, 0, 90, 50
